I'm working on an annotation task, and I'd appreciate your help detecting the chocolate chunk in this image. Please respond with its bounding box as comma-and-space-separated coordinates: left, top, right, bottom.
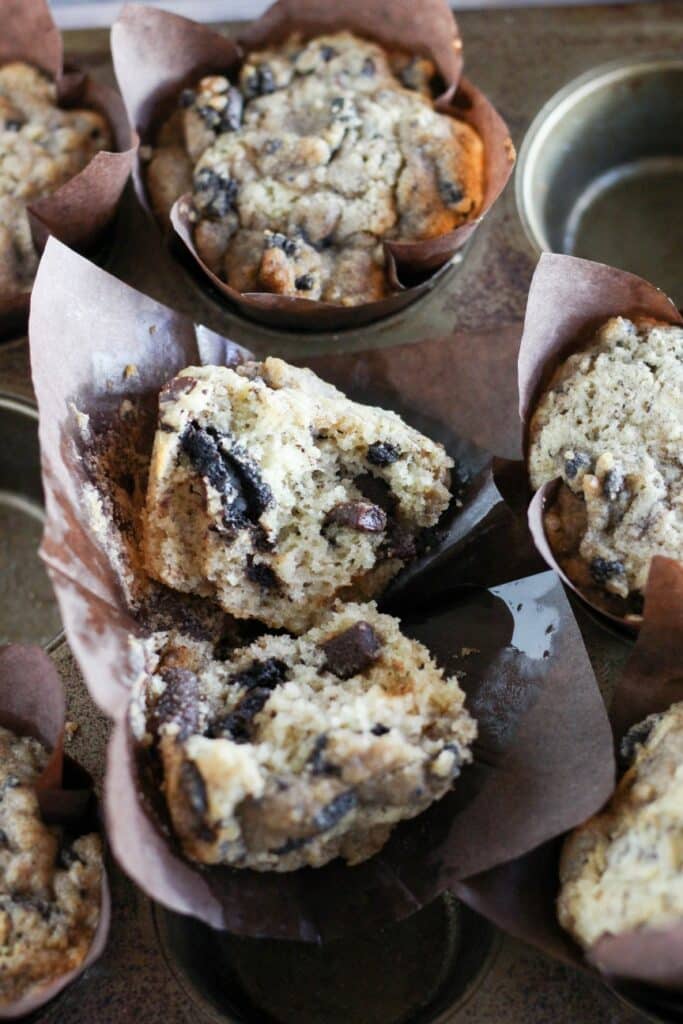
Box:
367, 441, 401, 466
268, 232, 299, 258
228, 657, 287, 691
309, 734, 340, 776
179, 760, 208, 816
320, 45, 338, 61
179, 88, 196, 108
322, 621, 382, 679
159, 375, 197, 404
619, 713, 662, 769
211, 687, 273, 743
295, 273, 314, 291
263, 138, 282, 155
330, 96, 345, 114
58, 844, 83, 869
193, 168, 238, 218
313, 790, 357, 832
361, 57, 376, 77
563, 451, 591, 479
181, 423, 273, 530
384, 522, 417, 560
246, 557, 281, 591
0, 828, 7, 845
324, 501, 387, 533
5, 119, 23, 132
244, 65, 275, 99
371, 723, 390, 737
152, 667, 199, 740
590, 557, 626, 584
273, 836, 309, 855
603, 466, 625, 501
439, 180, 464, 205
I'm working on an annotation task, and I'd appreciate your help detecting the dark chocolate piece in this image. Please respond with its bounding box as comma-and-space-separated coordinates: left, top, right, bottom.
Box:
152, 667, 199, 740
371, 723, 390, 737
211, 687, 274, 743
590, 557, 626, 584
228, 657, 287, 691
246, 557, 281, 591
193, 168, 239, 218
324, 501, 387, 533
322, 622, 382, 680
313, 790, 357, 832
244, 65, 275, 99
619, 713, 663, 769
179, 760, 208, 816
563, 451, 591, 479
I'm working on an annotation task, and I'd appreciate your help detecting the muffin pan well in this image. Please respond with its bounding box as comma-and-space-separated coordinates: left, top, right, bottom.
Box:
154, 895, 498, 1024
516, 56, 683, 303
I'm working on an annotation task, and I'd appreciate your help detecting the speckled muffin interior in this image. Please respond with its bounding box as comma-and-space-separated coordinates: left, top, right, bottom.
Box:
143, 358, 453, 633
528, 316, 683, 611
0, 725, 102, 1007
0, 62, 112, 299
559, 703, 683, 950
130, 601, 476, 872
145, 30, 484, 306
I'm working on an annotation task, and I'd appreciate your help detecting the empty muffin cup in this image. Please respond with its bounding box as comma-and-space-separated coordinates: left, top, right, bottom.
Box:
153, 894, 499, 1024
516, 57, 683, 305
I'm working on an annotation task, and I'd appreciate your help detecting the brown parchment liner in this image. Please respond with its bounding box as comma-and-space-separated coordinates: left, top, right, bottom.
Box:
111, 0, 515, 331
0, 0, 137, 341
517, 252, 683, 634
457, 557, 683, 1004
0, 644, 110, 1020
30, 238, 613, 941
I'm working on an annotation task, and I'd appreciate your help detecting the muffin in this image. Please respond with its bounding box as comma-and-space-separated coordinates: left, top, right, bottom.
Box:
0, 61, 112, 299
559, 703, 683, 950
528, 316, 683, 611
143, 358, 453, 633
0, 725, 103, 1007
145, 30, 484, 306
130, 601, 476, 872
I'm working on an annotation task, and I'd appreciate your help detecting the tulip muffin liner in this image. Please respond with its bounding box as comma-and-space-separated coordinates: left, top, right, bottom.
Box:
111, 0, 515, 331
0, 0, 137, 340
517, 252, 683, 635
456, 556, 683, 1004
0, 644, 110, 1020
25, 236, 617, 941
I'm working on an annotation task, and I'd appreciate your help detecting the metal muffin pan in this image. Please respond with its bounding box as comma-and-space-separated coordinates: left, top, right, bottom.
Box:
516, 56, 683, 303
154, 894, 499, 1024
0, 393, 62, 648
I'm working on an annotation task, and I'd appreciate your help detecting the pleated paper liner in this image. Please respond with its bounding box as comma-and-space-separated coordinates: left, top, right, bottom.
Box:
111, 0, 514, 331
0, 0, 137, 341
517, 253, 683, 635
456, 557, 683, 1006
29, 238, 613, 941
0, 644, 110, 1020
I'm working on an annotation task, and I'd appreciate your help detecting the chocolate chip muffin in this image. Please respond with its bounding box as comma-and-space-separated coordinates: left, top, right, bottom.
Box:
0, 725, 103, 1007
144, 31, 484, 306
0, 62, 112, 299
143, 359, 452, 633
559, 703, 683, 950
130, 602, 476, 871
528, 317, 683, 609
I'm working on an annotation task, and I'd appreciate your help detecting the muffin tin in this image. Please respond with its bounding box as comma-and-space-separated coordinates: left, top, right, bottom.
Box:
1, 2, 681, 1022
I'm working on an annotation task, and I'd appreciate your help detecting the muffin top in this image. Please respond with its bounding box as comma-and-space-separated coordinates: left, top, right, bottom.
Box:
528, 316, 683, 605
559, 703, 683, 950
0, 725, 103, 1007
143, 358, 453, 633
0, 61, 112, 298
130, 601, 476, 872
145, 30, 484, 306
